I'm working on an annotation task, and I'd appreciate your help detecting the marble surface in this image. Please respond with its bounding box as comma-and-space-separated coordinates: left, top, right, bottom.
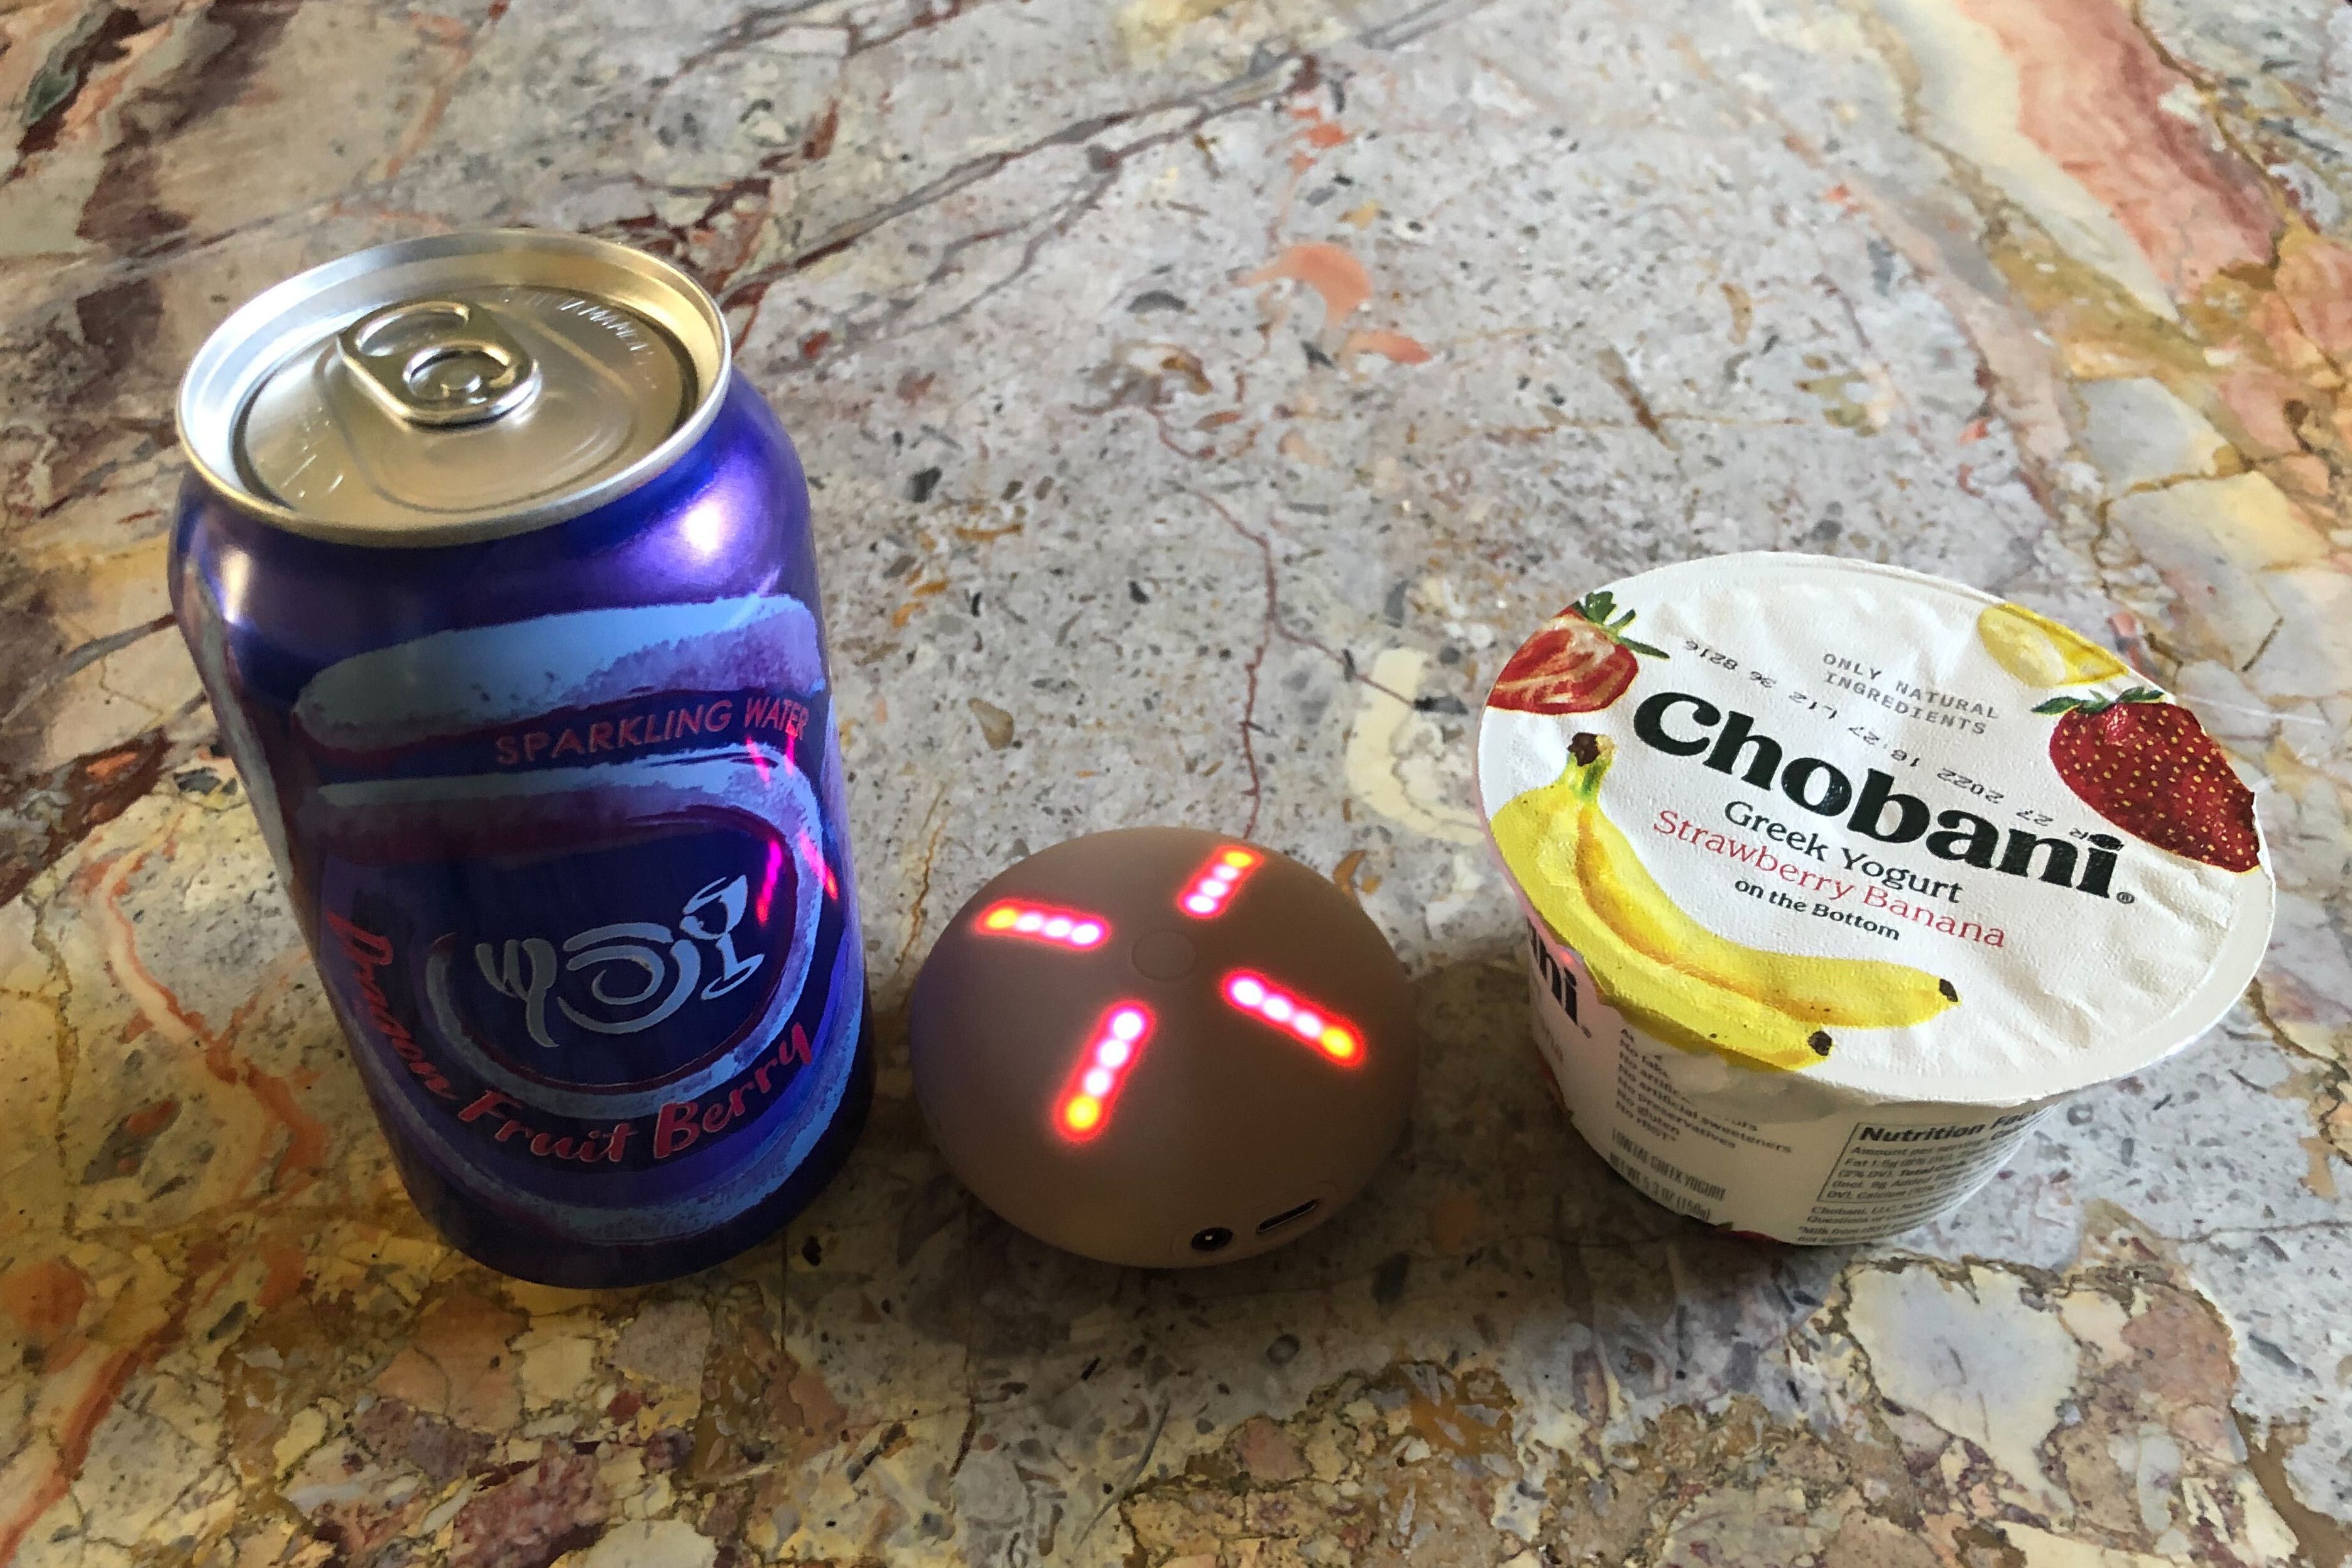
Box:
2, 0, 2349, 1562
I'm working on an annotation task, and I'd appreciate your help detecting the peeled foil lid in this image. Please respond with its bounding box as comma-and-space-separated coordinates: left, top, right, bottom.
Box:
1474, 553, 2275, 1105
235, 285, 691, 531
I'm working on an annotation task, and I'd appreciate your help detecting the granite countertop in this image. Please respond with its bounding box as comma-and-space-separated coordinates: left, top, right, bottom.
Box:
3, 0, 2349, 1563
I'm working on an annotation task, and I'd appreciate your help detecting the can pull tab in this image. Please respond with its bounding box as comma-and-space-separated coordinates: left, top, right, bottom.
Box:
336, 300, 541, 427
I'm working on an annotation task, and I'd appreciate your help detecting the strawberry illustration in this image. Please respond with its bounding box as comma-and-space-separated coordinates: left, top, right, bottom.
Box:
2035, 687, 2260, 872
1488, 591, 1667, 715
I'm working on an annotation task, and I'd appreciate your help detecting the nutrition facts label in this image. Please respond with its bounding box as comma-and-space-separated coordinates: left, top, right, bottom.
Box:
1796, 1108, 2049, 1243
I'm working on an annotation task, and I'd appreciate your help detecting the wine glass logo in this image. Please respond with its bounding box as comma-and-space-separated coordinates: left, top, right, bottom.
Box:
476, 873, 770, 1050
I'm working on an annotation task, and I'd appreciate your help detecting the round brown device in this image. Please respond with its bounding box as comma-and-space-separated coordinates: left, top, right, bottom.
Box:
909, 828, 1418, 1267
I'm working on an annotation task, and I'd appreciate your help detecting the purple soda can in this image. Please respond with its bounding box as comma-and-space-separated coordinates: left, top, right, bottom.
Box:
170, 231, 873, 1286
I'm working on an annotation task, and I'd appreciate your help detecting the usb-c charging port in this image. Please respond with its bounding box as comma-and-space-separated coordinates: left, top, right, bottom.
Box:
1256, 1198, 1320, 1235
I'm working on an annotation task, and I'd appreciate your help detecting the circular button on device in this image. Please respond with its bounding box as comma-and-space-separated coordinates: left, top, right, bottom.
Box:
909, 827, 1418, 1268
1129, 928, 1197, 981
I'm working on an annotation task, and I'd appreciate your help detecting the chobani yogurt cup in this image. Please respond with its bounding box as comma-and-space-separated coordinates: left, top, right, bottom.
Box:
1476, 553, 2273, 1243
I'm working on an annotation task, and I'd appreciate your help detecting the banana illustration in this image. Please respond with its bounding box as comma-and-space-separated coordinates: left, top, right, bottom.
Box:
1495, 783, 1834, 1070
1570, 780, 1959, 1030
1491, 735, 1959, 1070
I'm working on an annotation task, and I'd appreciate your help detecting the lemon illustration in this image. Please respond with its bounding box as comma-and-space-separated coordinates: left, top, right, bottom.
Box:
1976, 602, 2126, 687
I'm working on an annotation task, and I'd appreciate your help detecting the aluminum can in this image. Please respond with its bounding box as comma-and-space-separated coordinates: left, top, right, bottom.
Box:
170, 231, 873, 1285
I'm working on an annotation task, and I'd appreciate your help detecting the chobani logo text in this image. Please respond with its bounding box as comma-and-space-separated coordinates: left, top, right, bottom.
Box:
1633, 692, 2123, 899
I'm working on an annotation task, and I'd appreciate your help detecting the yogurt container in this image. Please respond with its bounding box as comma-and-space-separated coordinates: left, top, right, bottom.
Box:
1476, 553, 2273, 1243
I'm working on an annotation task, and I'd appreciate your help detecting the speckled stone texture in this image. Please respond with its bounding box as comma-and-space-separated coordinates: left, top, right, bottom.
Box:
2, 0, 2349, 1563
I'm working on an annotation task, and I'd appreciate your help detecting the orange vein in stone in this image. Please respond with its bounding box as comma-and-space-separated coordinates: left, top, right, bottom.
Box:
0, 1344, 139, 1564
92, 837, 327, 1199
1242, 243, 1371, 330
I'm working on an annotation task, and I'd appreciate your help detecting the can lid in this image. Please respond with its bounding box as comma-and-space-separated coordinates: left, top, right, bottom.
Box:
178, 231, 731, 545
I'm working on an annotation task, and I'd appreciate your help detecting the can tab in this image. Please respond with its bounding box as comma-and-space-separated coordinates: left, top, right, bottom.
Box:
337, 300, 541, 427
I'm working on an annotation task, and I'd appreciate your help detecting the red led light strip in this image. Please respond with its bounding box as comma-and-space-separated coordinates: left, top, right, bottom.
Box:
1221, 971, 1364, 1065
976, 900, 1110, 950
1054, 1002, 1155, 1141
1179, 846, 1262, 919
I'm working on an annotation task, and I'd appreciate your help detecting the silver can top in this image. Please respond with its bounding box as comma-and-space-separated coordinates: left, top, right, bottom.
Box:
178, 231, 731, 546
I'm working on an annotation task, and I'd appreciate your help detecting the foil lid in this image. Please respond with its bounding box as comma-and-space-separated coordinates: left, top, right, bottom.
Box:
1474, 553, 2275, 1105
